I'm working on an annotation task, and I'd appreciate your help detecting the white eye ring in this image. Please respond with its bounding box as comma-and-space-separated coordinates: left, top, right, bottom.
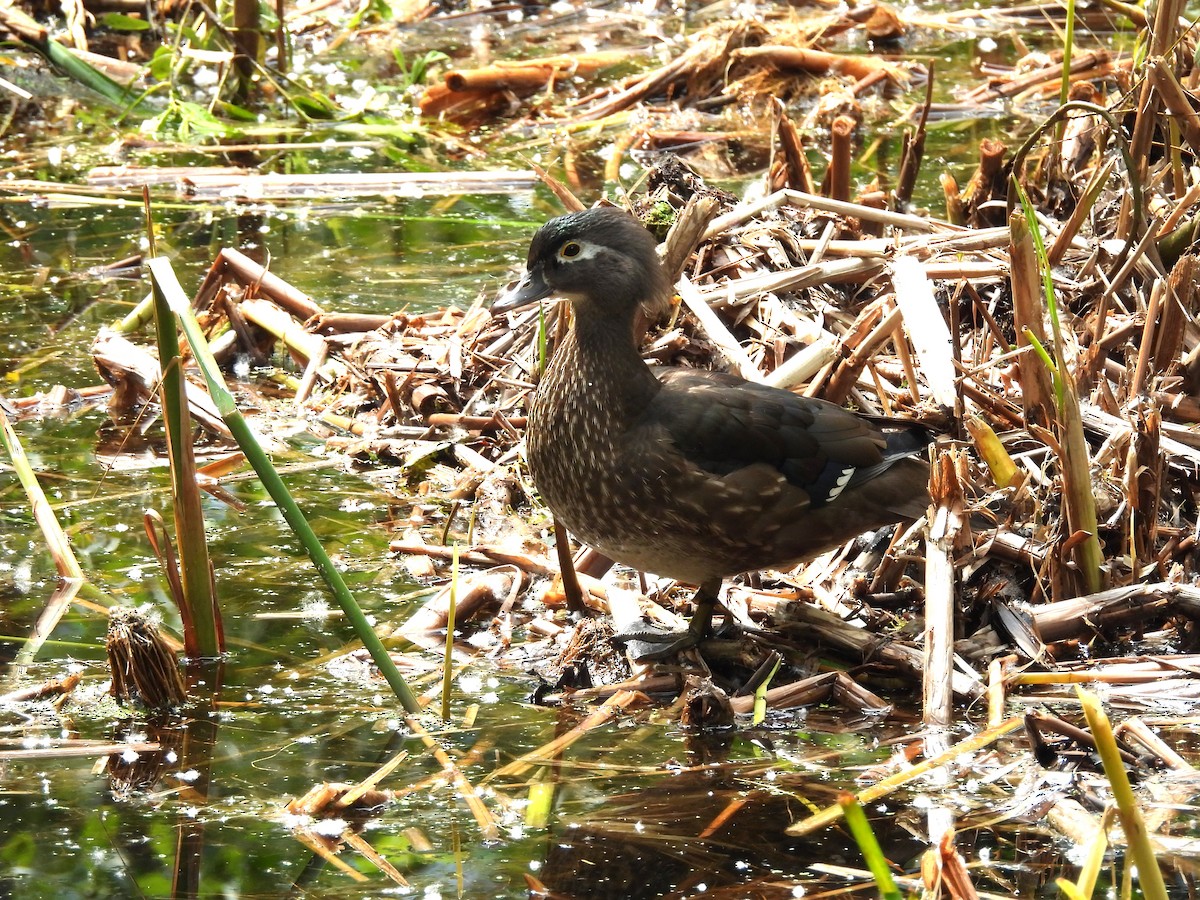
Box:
559, 241, 582, 260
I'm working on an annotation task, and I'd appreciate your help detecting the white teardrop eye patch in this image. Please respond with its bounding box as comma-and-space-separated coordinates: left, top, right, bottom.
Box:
557, 240, 602, 261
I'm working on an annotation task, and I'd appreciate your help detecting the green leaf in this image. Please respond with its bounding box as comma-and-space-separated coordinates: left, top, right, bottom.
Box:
290, 91, 340, 120
147, 45, 175, 81
215, 100, 257, 122
98, 12, 152, 30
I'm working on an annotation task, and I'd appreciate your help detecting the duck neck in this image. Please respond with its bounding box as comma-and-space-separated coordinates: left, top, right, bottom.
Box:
544, 304, 659, 423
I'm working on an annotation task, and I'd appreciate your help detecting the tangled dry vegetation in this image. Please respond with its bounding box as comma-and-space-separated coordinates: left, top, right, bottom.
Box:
14, 1, 1200, 748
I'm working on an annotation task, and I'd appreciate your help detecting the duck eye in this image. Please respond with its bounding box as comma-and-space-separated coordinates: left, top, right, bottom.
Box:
559, 241, 582, 259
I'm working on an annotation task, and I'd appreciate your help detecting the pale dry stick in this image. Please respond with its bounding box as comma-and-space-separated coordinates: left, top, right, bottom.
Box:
904, 225, 1012, 252
892, 256, 956, 406
92, 169, 541, 200
699, 255, 884, 304
340, 830, 409, 886
1156, 178, 1200, 236
922, 260, 1009, 281
703, 188, 957, 241
335, 751, 411, 809
676, 274, 764, 382
0, 742, 161, 761
1130, 278, 1167, 397
0, 406, 82, 579
1048, 157, 1117, 266
786, 717, 1024, 836
293, 340, 328, 408
766, 237, 892, 257
892, 319, 921, 404
289, 830, 369, 881
700, 189, 955, 243
701, 189, 791, 238
782, 188, 960, 232
404, 713, 498, 839
806, 218, 838, 266
986, 657, 1009, 728
388, 540, 556, 576
1117, 718, 1194, 771
1082, 404, 1200, 473
486, 690, 645, 781
661, 195, 721, 281
762, 336, 838, 389
924, 454, 959, 726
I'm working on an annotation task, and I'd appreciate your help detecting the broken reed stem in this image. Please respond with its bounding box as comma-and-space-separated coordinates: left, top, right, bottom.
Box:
827, 115, 855, 202
923, 453, 960, 726
149, 237, 222, 659
147, 257, 423, 713
1014, 181, 1105, 596
1077, 688, 1169, 900
107, 607, 187, 709
486, 689, 643, 781
787, 717, 1024, 836
0, 406, 83, 580
404, 712, 498, 839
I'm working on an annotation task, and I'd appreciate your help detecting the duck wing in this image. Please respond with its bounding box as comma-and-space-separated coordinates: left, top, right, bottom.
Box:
646, 369, 922, 507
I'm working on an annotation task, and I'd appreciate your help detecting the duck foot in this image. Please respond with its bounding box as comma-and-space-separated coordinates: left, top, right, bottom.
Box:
612, 581, 731, 661
613, 620, 708, 661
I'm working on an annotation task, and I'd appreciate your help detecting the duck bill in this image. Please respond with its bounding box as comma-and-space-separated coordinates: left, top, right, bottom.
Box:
493, 265, 552, 313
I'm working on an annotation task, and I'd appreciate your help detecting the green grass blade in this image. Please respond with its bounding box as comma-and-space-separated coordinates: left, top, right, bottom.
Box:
145, 257, 422, 713
149, 266, 222, 659
1077, 688, 1168, 900
839, 795, 903, 900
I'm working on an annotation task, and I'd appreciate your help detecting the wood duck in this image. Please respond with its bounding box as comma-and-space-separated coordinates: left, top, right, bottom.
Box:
493, 206, 930, 657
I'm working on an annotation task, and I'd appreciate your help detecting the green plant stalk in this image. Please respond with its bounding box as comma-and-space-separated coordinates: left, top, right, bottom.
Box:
145, 257, 422, 713
751, 654, 781, 726
1011, 101, 1144, 248
40, 36, 139, 107
839, 795, 903, 900
441, 546, 458, 721
0, 407, 83, 580
1075, 806, 1114, 898
1057, 0, 1077, 141
150, 269, 222, 658
1077, 688, 1168, 900
115, 292, 155, 335
1014, 181, 1104, 594
524, 777, 555, 829
1021, 329, 1059, 383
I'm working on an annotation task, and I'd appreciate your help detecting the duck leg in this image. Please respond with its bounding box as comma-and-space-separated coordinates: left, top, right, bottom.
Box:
687, 577, 722, 642
614, 577, 725, 661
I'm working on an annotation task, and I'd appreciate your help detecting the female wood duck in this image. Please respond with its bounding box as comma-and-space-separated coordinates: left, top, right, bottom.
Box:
493, 206, 930, 657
